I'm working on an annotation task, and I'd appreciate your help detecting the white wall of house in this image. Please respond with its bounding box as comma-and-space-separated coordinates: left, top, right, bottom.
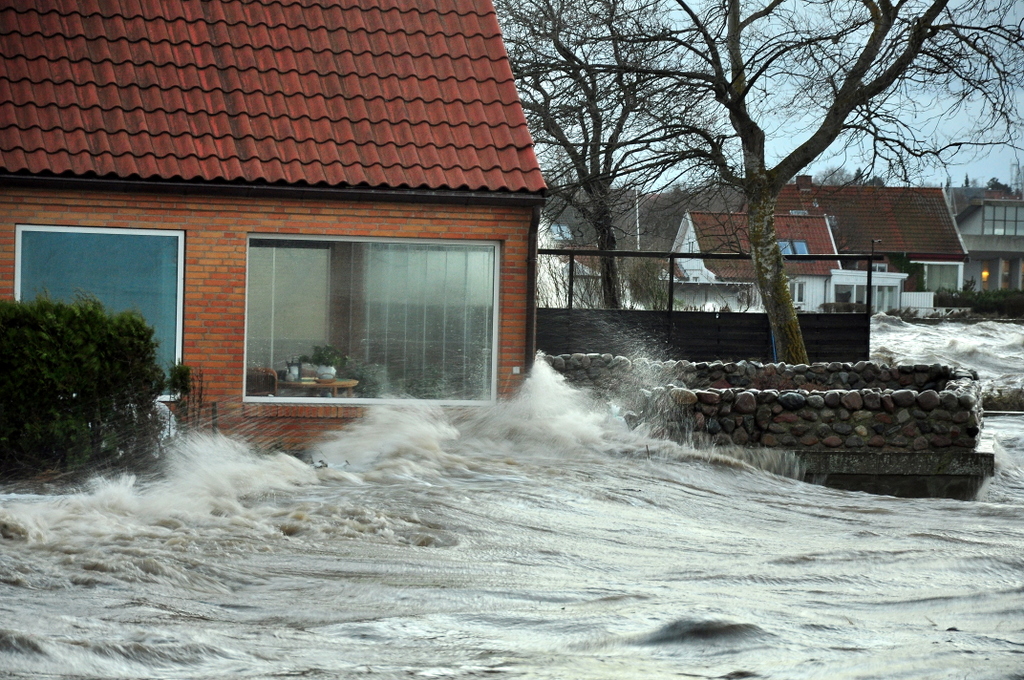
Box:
788, 274, 830, 311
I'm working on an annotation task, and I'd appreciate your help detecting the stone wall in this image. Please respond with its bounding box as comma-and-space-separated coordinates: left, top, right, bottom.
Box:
542, 353, 983, 454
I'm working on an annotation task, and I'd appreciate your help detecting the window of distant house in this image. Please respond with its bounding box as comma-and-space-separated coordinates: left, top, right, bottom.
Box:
834, 283, 898, 312
923, 263, 959, 291
872, 263, 888, 272
789, 280, 805, 306
779, 240, 809, 255
245, 237, 498, 403
982, 203, 1024, 235
16, 225, 184, 371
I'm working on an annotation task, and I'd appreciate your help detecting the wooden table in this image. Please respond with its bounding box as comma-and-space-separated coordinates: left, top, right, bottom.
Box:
279, 379, 358, 397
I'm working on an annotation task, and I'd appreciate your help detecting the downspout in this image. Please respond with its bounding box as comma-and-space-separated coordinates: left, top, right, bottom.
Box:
524, 204, 541, 370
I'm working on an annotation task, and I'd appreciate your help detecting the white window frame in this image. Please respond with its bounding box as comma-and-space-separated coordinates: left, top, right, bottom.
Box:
915, 260, 964, 292
14, 224, 185, 367
243, 234, 501, 406
789, 280, 806, 305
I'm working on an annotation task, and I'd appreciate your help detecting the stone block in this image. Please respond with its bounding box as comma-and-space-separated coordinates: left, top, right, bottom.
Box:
841, 391, 863, 411
892, 389, 917, 407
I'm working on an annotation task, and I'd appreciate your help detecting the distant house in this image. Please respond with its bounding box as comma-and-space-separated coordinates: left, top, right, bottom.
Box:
671, 210, 911, 312
776, 177, 967, 306
955, 195, 1024, 291
0, 0, 545, 447
672, 212, 842, 311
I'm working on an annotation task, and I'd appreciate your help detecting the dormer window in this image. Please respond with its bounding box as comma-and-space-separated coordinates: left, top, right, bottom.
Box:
779, 239, 810, 255
789, 209, 809, 215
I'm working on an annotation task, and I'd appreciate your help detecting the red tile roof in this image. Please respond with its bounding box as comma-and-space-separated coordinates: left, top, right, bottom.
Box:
0, 0, 545, 193
685, 212, 839, 279
776, 183, 964, 260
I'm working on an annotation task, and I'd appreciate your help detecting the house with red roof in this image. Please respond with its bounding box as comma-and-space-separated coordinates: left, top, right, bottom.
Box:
776, 176, 967, 298
0, 0, 545, 447
671, 211, 909, 312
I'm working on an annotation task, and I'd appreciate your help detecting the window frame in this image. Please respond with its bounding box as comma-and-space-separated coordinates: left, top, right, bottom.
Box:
779, 239, 810, 255
917, 261, 963, 292
14, 224, 185, 369
789, 279, 806, 305
243, 233, 502, 405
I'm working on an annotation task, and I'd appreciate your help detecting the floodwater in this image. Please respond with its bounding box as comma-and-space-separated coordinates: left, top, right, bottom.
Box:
2, 316, 1024, 679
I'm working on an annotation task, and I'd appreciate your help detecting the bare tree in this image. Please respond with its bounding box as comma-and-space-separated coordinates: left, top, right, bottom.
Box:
653, 0, 1024, 361
496, 0, 713, 308
499, 0, 1023, 362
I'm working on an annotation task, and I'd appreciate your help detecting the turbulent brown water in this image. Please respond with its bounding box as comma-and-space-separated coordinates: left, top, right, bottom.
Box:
2, 317, 1024, 679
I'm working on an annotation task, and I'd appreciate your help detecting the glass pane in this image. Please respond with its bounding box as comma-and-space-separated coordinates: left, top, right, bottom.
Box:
20, 229, 180, 370
246, 243, 330, 371
793, 240, 809, 254
925, 264, 958, 291
247, 240, 495, 401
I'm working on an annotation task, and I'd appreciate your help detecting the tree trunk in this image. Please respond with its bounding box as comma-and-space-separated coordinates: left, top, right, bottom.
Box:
746, 189, 809, 364
593, 202, 621, 309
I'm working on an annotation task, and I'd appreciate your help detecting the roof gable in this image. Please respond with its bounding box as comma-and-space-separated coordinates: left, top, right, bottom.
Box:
776, 184, 963, 258
0, 0, 545, 193
682, 212, 839, 280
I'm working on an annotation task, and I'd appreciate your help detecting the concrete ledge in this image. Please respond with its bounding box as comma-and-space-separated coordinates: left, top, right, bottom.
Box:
804, 472, 989, 500
797, 449, 994, 477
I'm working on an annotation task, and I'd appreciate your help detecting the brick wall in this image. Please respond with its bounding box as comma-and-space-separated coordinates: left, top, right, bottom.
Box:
0, 186, 534, 449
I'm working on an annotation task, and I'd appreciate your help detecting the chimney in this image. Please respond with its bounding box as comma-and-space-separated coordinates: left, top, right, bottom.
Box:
796, 175, 813, 191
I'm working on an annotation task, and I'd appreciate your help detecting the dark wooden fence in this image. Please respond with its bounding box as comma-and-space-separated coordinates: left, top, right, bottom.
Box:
536, 309, 869, 363
534, 247, 877, 363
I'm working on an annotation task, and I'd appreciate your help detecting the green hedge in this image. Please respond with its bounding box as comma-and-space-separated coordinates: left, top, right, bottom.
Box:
933, 289, 1024, 318
0, 296, 166, 476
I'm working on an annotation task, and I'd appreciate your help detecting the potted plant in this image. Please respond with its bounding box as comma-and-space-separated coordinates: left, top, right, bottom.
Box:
303, 345, 347, 379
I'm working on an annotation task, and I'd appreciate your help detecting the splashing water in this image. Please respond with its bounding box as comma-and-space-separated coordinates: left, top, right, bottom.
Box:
1, 323, 1024, 679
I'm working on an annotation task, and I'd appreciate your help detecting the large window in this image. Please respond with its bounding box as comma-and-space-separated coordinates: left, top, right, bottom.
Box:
246, 237, 497, 402
922, 263, 960, 291
834, 283, 899, 312
16, 225, 184, 370
982, 203, 1024, 235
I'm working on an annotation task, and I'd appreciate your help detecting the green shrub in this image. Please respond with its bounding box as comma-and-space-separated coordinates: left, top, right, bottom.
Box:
0, 296, 166, 477
933, 289, 1024, 317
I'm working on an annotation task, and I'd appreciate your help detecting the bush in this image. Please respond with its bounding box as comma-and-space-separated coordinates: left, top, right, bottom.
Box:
933, 289, 1024, 317
0, 296, 166, 477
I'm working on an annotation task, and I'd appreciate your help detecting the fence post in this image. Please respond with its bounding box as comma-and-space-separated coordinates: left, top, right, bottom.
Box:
866, 256, 874, 316
667, 255, 676, 347
567, 252, 575, 311
668, 256, 676, 313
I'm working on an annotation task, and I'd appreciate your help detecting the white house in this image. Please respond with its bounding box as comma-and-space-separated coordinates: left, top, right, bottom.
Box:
671, 211, 909, 312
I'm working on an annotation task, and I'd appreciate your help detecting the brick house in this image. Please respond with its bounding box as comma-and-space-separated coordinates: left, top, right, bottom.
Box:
0, 0, 545, 447
776, 177, 967, 302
